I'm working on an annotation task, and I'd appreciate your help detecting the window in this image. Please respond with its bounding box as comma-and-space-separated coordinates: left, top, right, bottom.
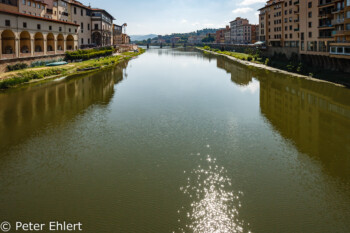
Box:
37, 24, 41, 29
308, 22, 312, 28
23, 22, 27, 28
347, 11, 350, 18
88, 24, 90, 30
22, 0, 26, 4
49, 25, 52, 30
59, 27, 62, 32
308, 2, 312, 8
309, 32, 312, 38
33, 3, 36, 8
74, 7, 77, 14
81, 38, 84, 44
69, 28, 71, 32
301, 41, 304, 51
81, 9, 83, 16
308, 12, 312, 18
28, 1, 31, 6
5, 20, 10, 26
94, 24, 98, 30
347, 24, 350, 30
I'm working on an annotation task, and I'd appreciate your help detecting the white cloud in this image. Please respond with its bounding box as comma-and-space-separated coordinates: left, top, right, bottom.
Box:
232, 7, 253, 14
239, 0, 266, 6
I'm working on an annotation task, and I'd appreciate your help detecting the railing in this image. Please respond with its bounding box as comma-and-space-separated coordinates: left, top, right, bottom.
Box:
332, 18, 344, 25
332, 30, 344, 35
332, 7, 344, 13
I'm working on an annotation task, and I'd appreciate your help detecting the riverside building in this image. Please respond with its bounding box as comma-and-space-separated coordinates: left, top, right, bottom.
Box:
0, 0, 126, 62
259, 0, 350, 69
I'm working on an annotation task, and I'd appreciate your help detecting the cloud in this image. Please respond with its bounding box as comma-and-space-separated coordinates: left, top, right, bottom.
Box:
239, 0, 266, 6
232, 7, 253, 14
181, 19, 188, 24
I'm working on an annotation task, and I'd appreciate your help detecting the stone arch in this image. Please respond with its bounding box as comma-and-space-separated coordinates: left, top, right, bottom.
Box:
92, 32, 102, 47
66, 35, 74, 50
34, 32, 44, 52
57, 34, 64, 51
47, 33, 55, 52
1, 30, 16, 54
20, 31, 31, 54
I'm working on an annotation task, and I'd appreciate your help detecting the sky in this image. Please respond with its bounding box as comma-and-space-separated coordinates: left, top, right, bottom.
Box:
79, 0, 266, 35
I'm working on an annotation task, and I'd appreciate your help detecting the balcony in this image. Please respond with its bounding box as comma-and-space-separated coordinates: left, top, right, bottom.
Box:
318, 24, 334, 29
294, 28, 300, 31
332, 30, 345, 35
332, 18, 344, 25
332, 7, 344, 13
294, 0, 299, 5
319, 0, 335, 8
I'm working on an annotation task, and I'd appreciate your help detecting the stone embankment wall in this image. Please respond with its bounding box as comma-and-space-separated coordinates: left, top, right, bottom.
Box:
0, 54, 65, 73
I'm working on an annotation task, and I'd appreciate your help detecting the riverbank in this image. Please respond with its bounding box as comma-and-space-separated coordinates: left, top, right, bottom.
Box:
0, 48, 145, 90
197, 47, 347, 88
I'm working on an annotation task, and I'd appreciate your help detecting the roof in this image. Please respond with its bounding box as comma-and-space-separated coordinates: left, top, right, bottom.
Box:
69, 0, 91, 10
0, 9, 79, 26
91, 8, 115, 20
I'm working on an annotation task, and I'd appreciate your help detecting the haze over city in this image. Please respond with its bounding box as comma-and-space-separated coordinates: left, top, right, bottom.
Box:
78, 0, 266, 35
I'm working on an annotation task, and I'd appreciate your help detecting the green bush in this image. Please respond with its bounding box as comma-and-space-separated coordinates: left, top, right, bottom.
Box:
65, 46, 114, 61
7, 63, 28, 72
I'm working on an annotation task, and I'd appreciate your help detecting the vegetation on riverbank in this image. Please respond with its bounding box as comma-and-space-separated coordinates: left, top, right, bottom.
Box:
65, 46, 114, 61
0, 48, 145, 89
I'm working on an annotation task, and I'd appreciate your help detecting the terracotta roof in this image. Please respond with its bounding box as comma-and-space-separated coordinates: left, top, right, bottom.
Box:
0, 9, 79, 26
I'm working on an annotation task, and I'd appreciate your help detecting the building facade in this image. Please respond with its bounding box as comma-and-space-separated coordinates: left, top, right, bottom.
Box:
91, 9, 114, 47
259, 0, 350, 61
0, 9, 78, 60
230, 17, 256, 44
113, 24, 122, 45
1, 0, 127, 61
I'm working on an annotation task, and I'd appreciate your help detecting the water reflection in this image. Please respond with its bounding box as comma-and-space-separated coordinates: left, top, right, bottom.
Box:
217, 57, 253, 86
0, 61, 128, 151
216, 55, 350, 182
179, 154, 248, 233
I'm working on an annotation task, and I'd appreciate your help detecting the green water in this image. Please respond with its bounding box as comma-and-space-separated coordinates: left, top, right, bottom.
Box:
0, 48, 349, 233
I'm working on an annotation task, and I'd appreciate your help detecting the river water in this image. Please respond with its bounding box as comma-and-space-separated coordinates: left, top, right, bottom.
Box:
0, 48, 349, 233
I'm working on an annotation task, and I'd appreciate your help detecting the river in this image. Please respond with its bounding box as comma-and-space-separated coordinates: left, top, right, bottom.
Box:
0, 48, 349, 233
